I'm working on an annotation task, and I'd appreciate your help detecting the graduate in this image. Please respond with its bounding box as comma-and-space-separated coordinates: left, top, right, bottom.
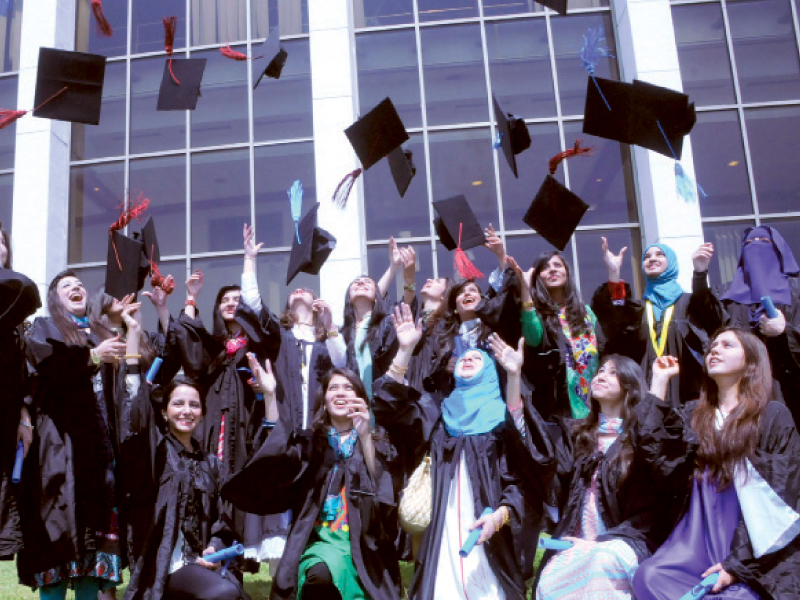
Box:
591, 237, 723, 406
373, 304, 554, 600
633, 329, 800, 599
222, 366, 405, 600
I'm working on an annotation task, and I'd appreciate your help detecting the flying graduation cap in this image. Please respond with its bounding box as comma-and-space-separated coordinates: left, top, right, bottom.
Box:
157, 16, 207, 111
253, 27, 288, 89
387, 146, 416, 198
432, 195, 485, 279
536, 0, 568, 15
286, 203, 337, 285
492, 95, 531, 178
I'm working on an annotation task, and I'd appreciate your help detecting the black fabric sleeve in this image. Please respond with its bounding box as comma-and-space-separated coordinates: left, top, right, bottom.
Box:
590, 282, 646, 360
477, 266, 522, 346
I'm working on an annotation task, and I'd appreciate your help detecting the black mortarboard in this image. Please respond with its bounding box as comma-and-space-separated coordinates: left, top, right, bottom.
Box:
106, 230, 147, 299
387, 146, 416, 198
583, 77, 634, 145
432, 195, 485, 252
492, 95, 531, 178
0, 269, 41, 331
254, 27, 288, 89
157, 58, 207, 111
523, 175, 588, 251
536, 0, 568, 15
345, 98, 409, 171
139, 217, 160, 266
286, 203, 337, 285
33, 47, 106, 125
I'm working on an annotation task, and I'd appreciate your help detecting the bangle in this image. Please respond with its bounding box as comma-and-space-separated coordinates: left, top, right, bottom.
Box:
500, 506, 510, 528
90, 349, 101, 365
389, 361, 409, 374
404, 283, 416, 292
185, 298, 197, 309
522, 301, 534, 310
327, 329, 339, 338
123, 354, 142, 360
20, 421, 33, 430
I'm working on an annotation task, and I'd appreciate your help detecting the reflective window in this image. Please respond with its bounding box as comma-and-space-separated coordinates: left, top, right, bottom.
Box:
702, 221, 753, 288
0, 0, 22, 72
354, 0, 414, 27
132, 0, 186, 55
418, 0, 478, 22
70, 266, 106, 298
72, 60, 126, 161
436, 240, 499, 283
251, 0, 308, 37
257, 250, 319, 316
191, 0, 248, 46
575, 228, 639, 297
0, 174, 12, 233
130, 56, 187, 155
138, 259, 186, 327
76, 0, 128, 58
0, 75, 18, 170
69, 161, 126, 264
483, 0, 608, 17
761, 217, 800, 263
368, 242, 435, 302
189, 254, 245, 325
506, 235, 575, 277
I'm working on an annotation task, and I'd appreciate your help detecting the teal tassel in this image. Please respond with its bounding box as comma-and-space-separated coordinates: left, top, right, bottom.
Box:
675, 162, 707, 203
288, 180, 303, 243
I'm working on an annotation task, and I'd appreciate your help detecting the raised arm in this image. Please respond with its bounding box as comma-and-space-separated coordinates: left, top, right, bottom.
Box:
313, 297, 347, 367
377, 237, 404, 299
400, 245, 417, 305
247, 352, 278, 423
649, 355, 679, 400
387, 303, 423, 383
602, 235, 628, 284
184, 269, 203, 320
507, 255, 543, 348
242, 223, 264, 312
484, 223, 507, 291
142, 285, 171, 336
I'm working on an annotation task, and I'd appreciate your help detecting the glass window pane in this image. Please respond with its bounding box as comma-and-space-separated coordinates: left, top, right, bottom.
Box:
364, 133, 429, 240
69, 162, 126, 264
190, 48, 249, 148
418, 0, 478, 22
563, 121, 637, 226
500, 122, 560, 229
761, 217, 800, 265
744, 106, 800, 215
129, 155, 187, 257
357, 30, 422, 129
132, 0, 185, 55
0, 0, 23, 72
258, 251, 320, 316
72, 61, 126, 161
130, 56, 186, 154
727, 0, 800, 103
368, 242, 434, 302
0, 174, 12, 234
0, 76, 17, 169
138, 260, 186, 329
191, 149, 250, 254
575, 228, 639, 298
254, 142, 316, 249
189, 254, 243, 325
672, 3, 735, 107
702, 221, 754, 288
486, 18, 556, 119
253, 38, 313, 142
482, 0, 548, 18
421, 24, 488, 126
354, 0, 414, 27
690, 110, 752, 218
191, 0, 248, 46
428, 128, 499, 228
76, 0, 128, 57
506, 233, 575, 276
551, 13, 619, 118
251, 0, 308, 37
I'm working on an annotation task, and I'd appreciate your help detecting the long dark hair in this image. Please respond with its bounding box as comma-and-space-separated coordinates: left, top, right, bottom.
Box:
692, 327, 771, 489
530, 251, 589, 341
0, 224, 11, 268
88, 291, 156, 366
433, 279, 491, 356
310, 368, 369, 433
211, 284, 242, 339
342, 276, 387, 353
162, 375, 207, 415
47, 269, 90, 347
279, 292, 327, 342
572, 354, 645, 484
422, 277, 454, 332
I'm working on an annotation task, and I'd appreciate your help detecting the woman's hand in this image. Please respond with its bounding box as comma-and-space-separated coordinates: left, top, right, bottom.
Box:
120, 302, 143, 334
490, 333, 524, 375
142, 285, 167, 309
243, 223, 263, 260
650, 355, 679, 400
505, 255, 532, 305
702, 563, 737, 593
17, 406, 33, 459
484, 223, 506, 268
400, 246, 416, 279
601, 236, 627, 283
472, 506, 509, 545
389, 237, 403, 271
312, 298, 334, 331
196, 546, 221, 570
349, 397, 371, 438
247, 353, 276, 397
692, 242, 714, 273
186, 269, 204, 300
391, 303, 423, 350
759, 311, 786, 337
94, 335, 127, 364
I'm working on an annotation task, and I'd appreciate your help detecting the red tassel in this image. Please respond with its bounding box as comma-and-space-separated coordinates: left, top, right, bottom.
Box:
548, 139, 593, 175
0, 109, 27, 130
220, 46, 248, 61
91, 0, 113, 37
150, 262, 176, 295
454, 223, 484, 280
332, 168, 362, 208
163, 16, 177, 55
110, 192, 150, 232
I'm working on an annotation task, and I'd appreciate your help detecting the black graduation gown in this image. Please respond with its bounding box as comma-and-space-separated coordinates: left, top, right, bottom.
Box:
591, 272, 724, 407
344, 294, 399, 386
0, 268, 40, 558
716, 277, 800, 425
371, 376, 555, 600
538, 393, 697, 578
18, 317, 118, 588
119, 375, 236, 600
222, 419, 404, 600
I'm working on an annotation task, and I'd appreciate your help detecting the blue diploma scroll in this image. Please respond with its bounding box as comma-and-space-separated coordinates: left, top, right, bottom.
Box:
145, 357, 163, 384
459, 507, 494, 558
761, 296, 779, 319
538, 538, 574, 551
11, 440, 23, 484
202, 543, 244, 564
679, 572, 720, 600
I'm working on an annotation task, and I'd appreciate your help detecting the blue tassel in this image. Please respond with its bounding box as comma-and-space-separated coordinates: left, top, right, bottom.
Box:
493, 131, 503, 149
579, 27, 614, 111
288, 180, 303, 244
675, 162, 707, 203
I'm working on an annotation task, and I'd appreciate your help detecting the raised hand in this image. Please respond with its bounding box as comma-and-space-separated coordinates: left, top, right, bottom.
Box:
349, 396, 371, 438
692, 242, 714, 272
186, 269, 204, 299
653, 355, 680, 379
490, 333, 524, 375
312, 298, 334, 331
505, 255, 532, 304
391, 303, 423, 350
601, 236, 627, 282
120, 301, 143, 334
247, 352, 276, 397
484, 223, 506, 267
142, 285, 167, 309
243, 223, 263, 259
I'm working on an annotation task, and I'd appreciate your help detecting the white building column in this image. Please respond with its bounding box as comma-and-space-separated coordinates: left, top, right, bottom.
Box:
308, 0, 365, 319
613, 0, 704, 290
12, 0, 75, 304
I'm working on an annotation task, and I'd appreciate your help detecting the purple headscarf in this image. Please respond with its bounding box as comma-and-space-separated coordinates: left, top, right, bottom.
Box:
722, 226, 799, 306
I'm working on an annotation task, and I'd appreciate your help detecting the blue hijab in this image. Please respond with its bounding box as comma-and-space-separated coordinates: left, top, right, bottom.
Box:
442, 350, 507, 437
642, 243, 684, 322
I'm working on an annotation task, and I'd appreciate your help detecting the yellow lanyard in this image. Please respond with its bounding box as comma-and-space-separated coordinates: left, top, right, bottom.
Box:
646, 302, 674, 358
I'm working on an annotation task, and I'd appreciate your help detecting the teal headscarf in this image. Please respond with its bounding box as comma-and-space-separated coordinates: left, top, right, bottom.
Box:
642, 243, 684, 321
442, 350, 507, 437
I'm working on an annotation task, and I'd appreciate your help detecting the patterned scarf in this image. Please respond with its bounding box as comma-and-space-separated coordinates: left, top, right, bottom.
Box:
71, 314, 90, 328
598, 413, 623, 435
354, 314, 373, 399
558, 306, 599, 416
225, 330, 247, 356
327, 428, 358, 461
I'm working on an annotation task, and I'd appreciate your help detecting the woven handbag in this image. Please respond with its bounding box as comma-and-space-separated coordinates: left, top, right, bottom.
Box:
398, 455, 432, 535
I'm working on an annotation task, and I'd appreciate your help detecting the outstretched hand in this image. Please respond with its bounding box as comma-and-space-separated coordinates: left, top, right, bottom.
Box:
244, 223, 263, 259
601, 236, 627, 281
349, 396, 371, 438
489, 333, 524, 375
391, 303, 423, 349
484, 223, 505, 261
692, 243, 714, 273
247, 352, 276, 396
142, 285, 168, 309
120, 301, 143, 334
186, 269, 204, 299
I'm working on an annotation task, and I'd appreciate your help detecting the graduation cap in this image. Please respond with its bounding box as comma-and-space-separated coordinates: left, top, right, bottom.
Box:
156, 58, 207, 111
492, 95, 531, 178
286, 203, 337, 285
432, 195, 485, 279
105, 230, 146, 299
29, 47, 107, 125
537, 0, 568, 15
253, 27, 288, 89
0, 269, 41, 331
387, 146, 416, 198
